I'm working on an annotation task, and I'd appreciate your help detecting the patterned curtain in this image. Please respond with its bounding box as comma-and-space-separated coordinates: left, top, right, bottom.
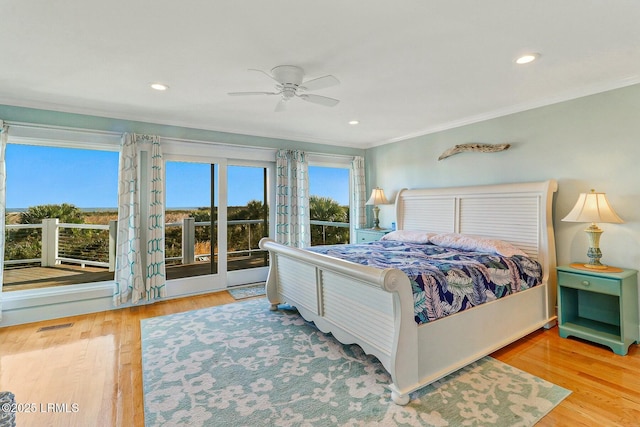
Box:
276, 149, 310, 247
146, 136, 166, 300
351, 156, 367, 230
0, 125, 7, 319
114, 133, 166, 306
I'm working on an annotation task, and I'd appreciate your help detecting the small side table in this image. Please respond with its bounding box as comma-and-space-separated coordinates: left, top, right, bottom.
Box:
557, 264, 639, 355
355, 228, 392, 243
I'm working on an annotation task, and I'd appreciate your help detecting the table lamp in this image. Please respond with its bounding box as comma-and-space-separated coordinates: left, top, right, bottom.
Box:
366, 187, 389, 230
562, 189, 623, 269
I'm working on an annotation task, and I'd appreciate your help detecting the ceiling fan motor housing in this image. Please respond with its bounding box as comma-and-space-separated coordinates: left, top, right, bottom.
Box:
271, 65, 304, 86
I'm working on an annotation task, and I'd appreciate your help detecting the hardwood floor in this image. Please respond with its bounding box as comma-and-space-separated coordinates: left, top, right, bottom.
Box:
1, 292, 639, 426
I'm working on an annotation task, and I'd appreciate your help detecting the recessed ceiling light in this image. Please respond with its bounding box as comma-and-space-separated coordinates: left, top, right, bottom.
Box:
151, 83, 169, 91
348, 120, 359, 125
515, 53, 540, 65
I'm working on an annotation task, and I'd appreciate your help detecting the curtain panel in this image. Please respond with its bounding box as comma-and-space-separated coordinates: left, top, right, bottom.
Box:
351, 156, 367, 230
275, 149, 310, 248
0, 126, 7, 319
113, 133, 166, 306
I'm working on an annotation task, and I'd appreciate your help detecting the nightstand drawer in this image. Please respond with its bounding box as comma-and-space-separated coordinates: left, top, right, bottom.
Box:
355, 229, 391, 243
357, 231, 381, 242
558, 271, 620, 296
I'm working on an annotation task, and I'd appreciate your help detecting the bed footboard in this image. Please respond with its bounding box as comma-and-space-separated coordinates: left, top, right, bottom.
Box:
259, 238, 420, 404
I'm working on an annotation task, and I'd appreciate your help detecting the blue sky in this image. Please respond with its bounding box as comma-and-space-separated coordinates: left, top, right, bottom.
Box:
6, 145, 350, 209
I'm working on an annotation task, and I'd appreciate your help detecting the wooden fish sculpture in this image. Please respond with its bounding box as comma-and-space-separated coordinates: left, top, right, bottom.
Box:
438, 143, 511, 161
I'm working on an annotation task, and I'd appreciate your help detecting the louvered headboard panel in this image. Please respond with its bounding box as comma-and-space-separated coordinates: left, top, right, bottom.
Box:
458, 196, 540, 258
395, 180, 557, 262
397, 196, 456, 233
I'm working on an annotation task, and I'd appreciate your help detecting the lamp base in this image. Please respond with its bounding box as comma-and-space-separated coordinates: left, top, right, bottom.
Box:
584, 226, 606, 270
370, 205, 381, 230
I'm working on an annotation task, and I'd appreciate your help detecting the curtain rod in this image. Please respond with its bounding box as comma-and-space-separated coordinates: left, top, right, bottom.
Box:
3, 120, 122, 137
2, 119, 359, 160
306, 152, 358, 161
158, 137, 357, 160
160, 135, 275, 152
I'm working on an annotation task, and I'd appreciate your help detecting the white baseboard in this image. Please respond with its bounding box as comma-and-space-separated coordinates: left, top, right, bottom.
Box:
1, 282, 115, 327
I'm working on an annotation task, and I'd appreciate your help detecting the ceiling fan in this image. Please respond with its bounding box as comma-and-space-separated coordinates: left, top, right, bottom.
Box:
228, 65, 340, 112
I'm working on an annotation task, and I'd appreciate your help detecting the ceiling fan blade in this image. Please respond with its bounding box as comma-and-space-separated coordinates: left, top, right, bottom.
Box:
274, 99, 288, 112
300, 75, 340, 91
248, 68, 280, 83
298, 94, 340, 107
228, 91, 279, 96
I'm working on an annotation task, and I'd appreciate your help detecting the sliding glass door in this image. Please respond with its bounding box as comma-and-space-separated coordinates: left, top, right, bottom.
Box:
164, 159, 272, 288
164, 162, 218, 280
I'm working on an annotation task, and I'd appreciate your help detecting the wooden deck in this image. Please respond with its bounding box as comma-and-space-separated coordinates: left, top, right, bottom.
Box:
3, 254, 269, 291
3, 265, 114, 291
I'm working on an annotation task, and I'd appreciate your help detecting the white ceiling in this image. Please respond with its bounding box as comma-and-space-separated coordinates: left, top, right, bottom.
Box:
2, 1, 639, 148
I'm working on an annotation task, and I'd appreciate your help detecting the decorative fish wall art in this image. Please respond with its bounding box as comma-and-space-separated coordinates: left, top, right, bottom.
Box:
438, 143, 511, 161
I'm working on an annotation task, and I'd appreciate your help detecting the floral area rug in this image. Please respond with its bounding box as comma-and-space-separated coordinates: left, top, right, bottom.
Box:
141, 298, 570, 426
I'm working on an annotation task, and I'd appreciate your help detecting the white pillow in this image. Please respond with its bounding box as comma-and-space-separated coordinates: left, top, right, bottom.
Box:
380, 230, 436, 243
429, 233, 527, 257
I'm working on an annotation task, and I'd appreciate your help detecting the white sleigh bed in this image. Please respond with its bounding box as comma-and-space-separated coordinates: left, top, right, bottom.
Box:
259, 180, 558, 405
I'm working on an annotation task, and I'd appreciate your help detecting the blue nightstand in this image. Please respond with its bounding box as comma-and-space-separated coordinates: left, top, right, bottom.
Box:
557, 265, 639, 355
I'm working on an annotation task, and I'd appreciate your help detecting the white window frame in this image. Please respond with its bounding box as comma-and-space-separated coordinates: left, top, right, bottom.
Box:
1, 125, 121, 326
307, 154, 355, 244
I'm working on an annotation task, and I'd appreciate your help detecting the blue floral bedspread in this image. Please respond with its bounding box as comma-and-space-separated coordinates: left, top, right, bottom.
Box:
307, 240, 542, 325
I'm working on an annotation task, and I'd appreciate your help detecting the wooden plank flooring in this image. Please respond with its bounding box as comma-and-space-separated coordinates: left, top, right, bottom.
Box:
1, 292, 639, 426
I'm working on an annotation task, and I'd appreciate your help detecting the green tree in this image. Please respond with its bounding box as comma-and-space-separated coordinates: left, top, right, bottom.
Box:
191, 208, 214, 248
7, 204, 88, 263
20, 203, 84, 224
228, 201, 268, 252
309, 196, 349, 245
191, 208, 212, 223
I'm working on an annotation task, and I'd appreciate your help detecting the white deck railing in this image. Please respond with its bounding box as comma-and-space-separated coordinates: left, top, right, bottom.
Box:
5, 219, 115, 269
4, 218, 350, 271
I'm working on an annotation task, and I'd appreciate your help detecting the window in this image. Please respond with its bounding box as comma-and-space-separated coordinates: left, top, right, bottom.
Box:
227, 165, 269, 272
3, 144, 119, 291
308, 165, 350, 245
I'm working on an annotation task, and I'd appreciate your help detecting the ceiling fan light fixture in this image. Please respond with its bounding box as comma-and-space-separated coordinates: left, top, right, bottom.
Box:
151, 83, 169, 91
515, 53, 540, 65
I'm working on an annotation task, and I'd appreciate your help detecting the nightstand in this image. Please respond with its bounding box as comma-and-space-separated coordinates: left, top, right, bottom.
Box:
355, 228, 392, 243
557, 265, 639, 355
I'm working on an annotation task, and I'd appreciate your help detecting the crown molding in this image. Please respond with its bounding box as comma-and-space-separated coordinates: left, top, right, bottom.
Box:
366, 76, 640, 148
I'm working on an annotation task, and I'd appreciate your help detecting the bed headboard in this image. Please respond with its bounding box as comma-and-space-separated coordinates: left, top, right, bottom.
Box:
395, 180, 558, 265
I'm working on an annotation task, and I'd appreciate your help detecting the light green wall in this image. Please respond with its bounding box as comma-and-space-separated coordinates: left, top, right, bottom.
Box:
366, 84, 640, 270
0, 104, 364, 157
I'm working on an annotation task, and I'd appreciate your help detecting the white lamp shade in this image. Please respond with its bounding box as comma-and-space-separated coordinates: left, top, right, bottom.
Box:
366, 188, 389, 205
562, 191, 623, 224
